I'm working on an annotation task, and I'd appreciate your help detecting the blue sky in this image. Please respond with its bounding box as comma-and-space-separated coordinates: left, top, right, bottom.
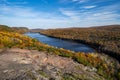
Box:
0, 0, 120, 29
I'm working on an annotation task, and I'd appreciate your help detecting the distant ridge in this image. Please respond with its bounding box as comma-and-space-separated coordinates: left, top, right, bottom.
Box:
69, 25, 120, 29
29, 28, 43, 33
0, 24, 29, 33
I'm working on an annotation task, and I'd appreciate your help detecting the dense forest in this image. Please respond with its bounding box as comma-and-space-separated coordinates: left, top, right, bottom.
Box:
0, 25, 120, 80
40, 25, 120, 62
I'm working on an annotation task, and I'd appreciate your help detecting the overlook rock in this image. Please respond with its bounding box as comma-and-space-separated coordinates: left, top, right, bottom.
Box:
0, 48, 105, 80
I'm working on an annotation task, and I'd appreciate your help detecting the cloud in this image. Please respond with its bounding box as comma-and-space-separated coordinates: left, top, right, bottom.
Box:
0, 0, 120, 29
0, 5, 71, 29
0, 15, 74, 29
0, 5, 39, 18
59, 8, 80, 20
0, 5, 65, 19
78, 0, 89, 3
60, 8, 118, 21
0, 0, 27, 6
83, 5, 96, 9
59, 2, 120, 27
72, 0, 89, 3
60, 0, 89, 3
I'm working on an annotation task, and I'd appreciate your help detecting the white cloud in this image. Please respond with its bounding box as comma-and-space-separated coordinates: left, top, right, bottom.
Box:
59, 3, 120, 27
83, 5, 96, 9
85, 12, 120, 21
0, 5, 73, 29
0, 15, 75, 29
72, 0, 78, 2
0, 5, 64, 19
0, 5, 39, 18
60, 8, 120, 21
60, 0, 89, 3
78, 0, 89, 3
0, 0, 27, 5
72, 0, 89, 3
59, 8, 80, 20
0, 0, 120, 29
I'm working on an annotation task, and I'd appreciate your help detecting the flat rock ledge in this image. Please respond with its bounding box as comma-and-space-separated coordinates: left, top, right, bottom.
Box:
0, 48, 105, 80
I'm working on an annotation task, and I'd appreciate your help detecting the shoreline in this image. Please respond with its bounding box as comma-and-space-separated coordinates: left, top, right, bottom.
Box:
39, 32, 120, 63
26, 32, 96, 53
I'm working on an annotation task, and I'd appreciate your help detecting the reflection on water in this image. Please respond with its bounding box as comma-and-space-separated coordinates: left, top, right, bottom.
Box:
25, 32, 94, 53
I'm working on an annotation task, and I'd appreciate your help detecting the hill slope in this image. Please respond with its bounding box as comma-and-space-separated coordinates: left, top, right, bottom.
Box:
0, 25, 28, 33
40, 25, 120, 62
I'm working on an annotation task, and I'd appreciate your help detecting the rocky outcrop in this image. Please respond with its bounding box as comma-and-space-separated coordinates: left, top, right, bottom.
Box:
0, 48, 105, 80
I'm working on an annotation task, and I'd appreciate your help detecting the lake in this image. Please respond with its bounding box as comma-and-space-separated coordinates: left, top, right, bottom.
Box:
25, 33, 95, 53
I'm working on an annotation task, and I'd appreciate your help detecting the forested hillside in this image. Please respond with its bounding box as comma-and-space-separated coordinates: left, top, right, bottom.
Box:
0, 25, 28, 33
40, 25, 120, 62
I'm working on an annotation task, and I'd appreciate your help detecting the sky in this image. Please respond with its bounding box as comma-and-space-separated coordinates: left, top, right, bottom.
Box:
0, 0, 120, 29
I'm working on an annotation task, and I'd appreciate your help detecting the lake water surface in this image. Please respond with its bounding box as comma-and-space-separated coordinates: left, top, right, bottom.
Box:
25, 33, 94, 53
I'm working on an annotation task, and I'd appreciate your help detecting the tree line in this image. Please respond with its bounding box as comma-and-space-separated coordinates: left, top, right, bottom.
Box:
40, 25, 120, 62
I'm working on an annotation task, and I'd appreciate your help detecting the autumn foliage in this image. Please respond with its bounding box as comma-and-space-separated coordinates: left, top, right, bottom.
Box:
40, 25, 120, 61
0, 25, 120, 80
